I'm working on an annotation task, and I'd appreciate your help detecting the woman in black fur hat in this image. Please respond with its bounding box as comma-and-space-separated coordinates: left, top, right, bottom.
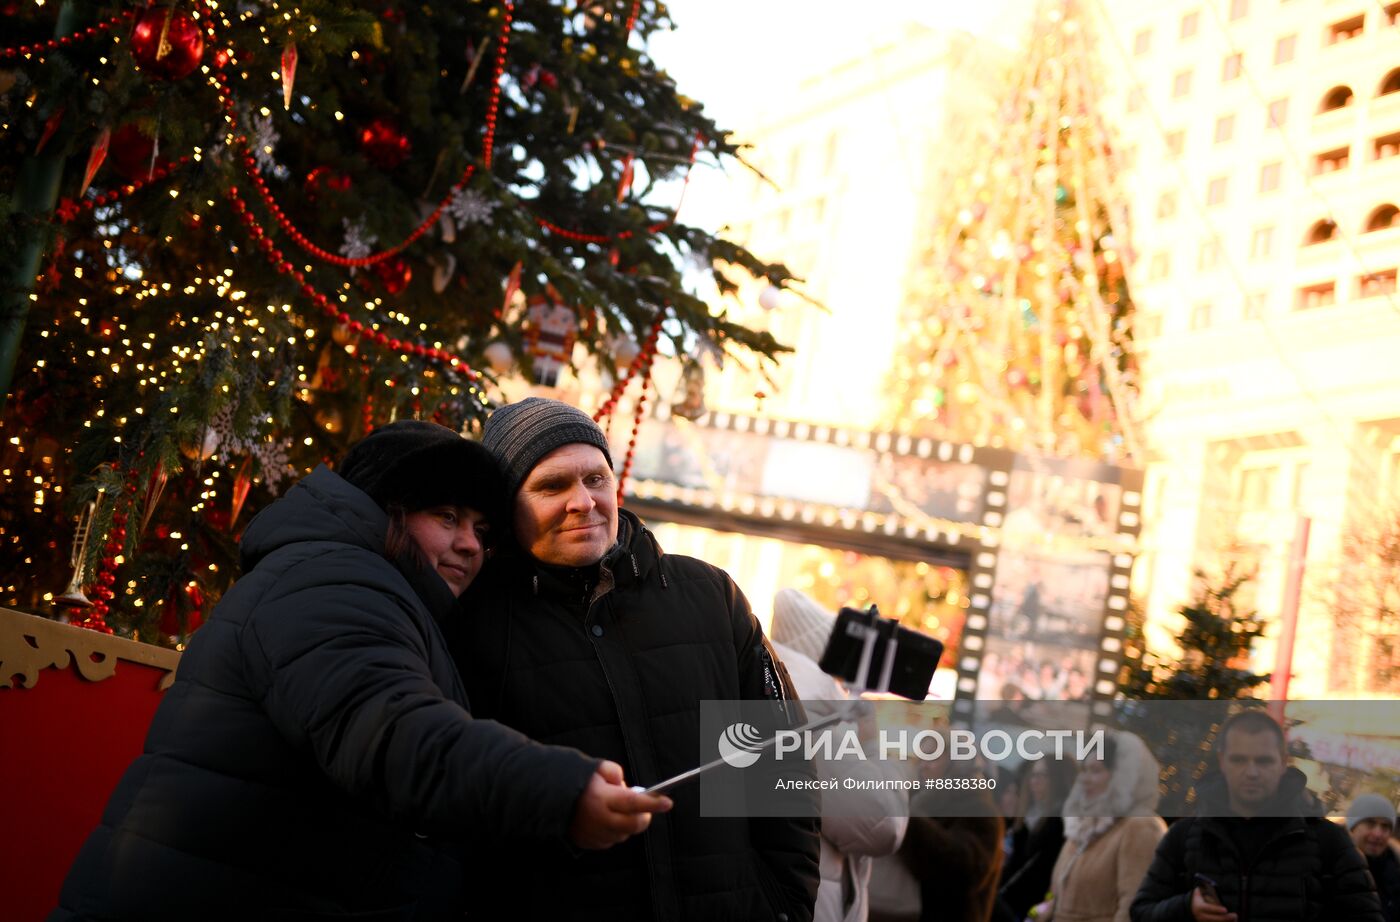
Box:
54, 420, 668, 921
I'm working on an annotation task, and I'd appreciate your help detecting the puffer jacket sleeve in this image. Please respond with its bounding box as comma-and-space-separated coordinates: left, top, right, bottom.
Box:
1129, 819, 1193, 922
1115, 818, 1166, 922
242, 548, 599, 843
727, 573, 822, 922
1317, 820, 1385, 921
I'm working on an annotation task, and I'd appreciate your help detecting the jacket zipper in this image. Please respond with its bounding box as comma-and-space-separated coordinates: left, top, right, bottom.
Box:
583, 572, 666, 920
1232, 824, 1305, 921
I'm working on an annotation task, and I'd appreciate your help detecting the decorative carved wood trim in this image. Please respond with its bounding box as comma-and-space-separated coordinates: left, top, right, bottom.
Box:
0, 607, 181, 691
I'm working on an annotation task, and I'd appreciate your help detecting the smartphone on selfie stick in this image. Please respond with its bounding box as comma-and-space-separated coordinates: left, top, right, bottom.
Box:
638, 605, 944, 795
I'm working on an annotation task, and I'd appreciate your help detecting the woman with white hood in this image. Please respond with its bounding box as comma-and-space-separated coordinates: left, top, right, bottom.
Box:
1026, 730, 1164, 922
771, 588, 910, 922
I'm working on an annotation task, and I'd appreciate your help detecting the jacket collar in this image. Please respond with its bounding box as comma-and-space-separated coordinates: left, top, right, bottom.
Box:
495, 507, 666, 599
1194, 766, 1321, 820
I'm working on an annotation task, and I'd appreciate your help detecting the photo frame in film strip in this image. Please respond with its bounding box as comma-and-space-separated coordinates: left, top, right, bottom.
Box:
952, 454, 1145, 725
615, 403, 1143, 714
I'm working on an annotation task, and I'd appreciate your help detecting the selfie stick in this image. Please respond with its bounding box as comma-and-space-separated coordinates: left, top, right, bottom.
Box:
637, 612, 893, 796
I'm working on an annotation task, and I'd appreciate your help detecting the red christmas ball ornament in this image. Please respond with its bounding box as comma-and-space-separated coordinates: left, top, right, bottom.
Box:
109, 123, 168, 181
374, 257, 412, 294
130, 8, 206, 81
539, 70, 559, 90
304, 166, 353, 201
359, 118, 411, 170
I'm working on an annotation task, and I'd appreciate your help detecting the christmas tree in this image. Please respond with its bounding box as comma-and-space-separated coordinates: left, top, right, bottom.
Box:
0, 0, 792, 639
1117, 570, 1273, 815
885, 0, 1141, 463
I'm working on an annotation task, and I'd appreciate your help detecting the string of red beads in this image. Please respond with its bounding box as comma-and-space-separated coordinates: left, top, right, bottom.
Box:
625, 0, 642, 33
226, 185, 484, 387
53, 156, 192, 224
533, 135, 702, 244
593, 313, 663, 423
0, 9, 137, 60
73, 461, 144, 634
204, 2, 512, 269
617, 374, 653, 504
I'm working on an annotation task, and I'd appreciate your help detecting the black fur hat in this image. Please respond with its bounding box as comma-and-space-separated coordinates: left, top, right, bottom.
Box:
338, 420, 506, 526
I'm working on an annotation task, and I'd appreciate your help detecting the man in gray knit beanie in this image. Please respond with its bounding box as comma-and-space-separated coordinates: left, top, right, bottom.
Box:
481, 397, 617, 567
451, 396, 821, 919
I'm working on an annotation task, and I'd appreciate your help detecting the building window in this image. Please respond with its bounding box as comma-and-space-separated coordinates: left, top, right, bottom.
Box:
1198, 238, 1221, 270
1190, 301, 1214, 330
1121, 145, 1138, 170
1214, 114, 1236, 143
1314, 146, 1350, 174
1156, 191, 1178, 219
1244, 291, 1268, 319
1172, 69, 1193, 97
1206, 176, 1228, 206
1358, 269, 1399, 298
1375, 132, 1400, 160
1134, 28, 1152, 55
1180, 10, 1200, 38
1305, 219, 1338, 244
1250, 225, 1275, 259
1319, 85, 1355, 112
1258, 161, 1282, 193
1136, 313, 1163, 339
1236, 465, 1278, 511
1267, 98, 1288, 128
1366, 204, 1400, 231
1222, 53, 1243, 82
1148, 251, 1171, 280
1327, 15, 1364, 45
1127, 88, 1145, 113
1380, 68, 1400, 97
1274, 34, 1296, 65
1165, 130, 1185, 157
1297, 281, 1337, 309
1229, 0, 1249, 20
824, 133, 840, 172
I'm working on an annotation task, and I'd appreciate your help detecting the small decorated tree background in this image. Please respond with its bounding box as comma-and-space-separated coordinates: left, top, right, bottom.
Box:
1117, 570, 1273, 816
0, 0, 792, 639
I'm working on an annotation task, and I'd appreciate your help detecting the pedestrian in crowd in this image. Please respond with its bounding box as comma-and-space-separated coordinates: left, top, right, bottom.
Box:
450, 398, 820, 921
1346, 794, 1400, 922
770, 588, 909, 922
1131, 710, 1383, 922
1028, 731, 1165, 922
53, 420, 666, 921
999, 756, 1077, 920
901, 752, 1007, 922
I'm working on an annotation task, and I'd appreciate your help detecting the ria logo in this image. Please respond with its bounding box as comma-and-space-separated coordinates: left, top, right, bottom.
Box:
717, 722, 766, 768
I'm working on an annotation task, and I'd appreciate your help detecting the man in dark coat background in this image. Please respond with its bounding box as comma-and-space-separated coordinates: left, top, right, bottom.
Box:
1345, 794, 1400, 922
53, 421, 667, 921
453, 397, 821, 921
1130, 710, 1383, 922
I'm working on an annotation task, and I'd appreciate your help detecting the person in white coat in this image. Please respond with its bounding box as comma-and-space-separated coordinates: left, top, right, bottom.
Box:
771, 588, 911, 922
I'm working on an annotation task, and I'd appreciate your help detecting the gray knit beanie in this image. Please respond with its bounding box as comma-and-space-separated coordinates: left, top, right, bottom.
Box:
1346, 793, 1397, 830
481, 397, 613, 495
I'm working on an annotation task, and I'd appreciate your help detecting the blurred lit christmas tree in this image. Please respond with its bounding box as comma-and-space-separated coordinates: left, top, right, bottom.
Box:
887, 0, 1141, 463
1117, 570, 1272, 816
0, 0, 792, 640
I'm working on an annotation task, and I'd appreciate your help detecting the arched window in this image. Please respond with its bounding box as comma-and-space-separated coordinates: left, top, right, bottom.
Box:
1319, 85, 1355, 112
1366, 204, 1399, 232
1380, 68, 1400, 97
1305, 219, 1338, 244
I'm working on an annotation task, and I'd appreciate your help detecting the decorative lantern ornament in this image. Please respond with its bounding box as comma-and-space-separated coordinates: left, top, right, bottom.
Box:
523, 293, 578, 388
130, 7, 206, 81
670, 357, 707, 421
758, 284, 782, 311
608, 333, 641, 368
359, 117, 411, 169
